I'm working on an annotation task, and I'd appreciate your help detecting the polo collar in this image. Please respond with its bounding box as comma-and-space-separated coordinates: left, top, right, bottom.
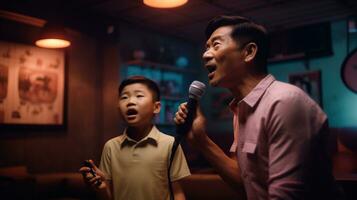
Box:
120, 125, 160, 146
229, 74, 275, 110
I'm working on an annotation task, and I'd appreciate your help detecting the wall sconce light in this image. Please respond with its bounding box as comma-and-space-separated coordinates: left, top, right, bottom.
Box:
35, 22, 71, 48
143, 0, 188, 8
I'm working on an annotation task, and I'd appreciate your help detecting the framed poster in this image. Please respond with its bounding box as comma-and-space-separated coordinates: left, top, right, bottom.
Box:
0, 41, 65, 127
289, 70, 323, 107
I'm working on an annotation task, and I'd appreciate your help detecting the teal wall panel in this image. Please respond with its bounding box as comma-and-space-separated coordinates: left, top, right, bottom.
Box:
268, 20, 357, 127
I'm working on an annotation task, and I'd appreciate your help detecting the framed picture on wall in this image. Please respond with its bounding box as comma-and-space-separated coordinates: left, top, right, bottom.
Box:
289, 70, 323, 107
0, 41, 65, 128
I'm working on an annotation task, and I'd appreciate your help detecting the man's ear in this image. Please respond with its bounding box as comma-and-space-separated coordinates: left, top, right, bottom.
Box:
153, 101, 161, 114
244, 42, 258, 63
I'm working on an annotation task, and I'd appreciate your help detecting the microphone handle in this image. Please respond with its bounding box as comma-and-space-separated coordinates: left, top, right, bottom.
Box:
176, 97, 197, 136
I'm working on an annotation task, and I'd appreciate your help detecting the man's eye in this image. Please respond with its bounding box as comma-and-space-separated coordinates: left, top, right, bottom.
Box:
213, 42, 220, 48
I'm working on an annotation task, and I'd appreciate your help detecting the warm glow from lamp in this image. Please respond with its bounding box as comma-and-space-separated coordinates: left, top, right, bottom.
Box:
143, 0, 188, 8
35, 22, 71, 48
35, 39, 71, 48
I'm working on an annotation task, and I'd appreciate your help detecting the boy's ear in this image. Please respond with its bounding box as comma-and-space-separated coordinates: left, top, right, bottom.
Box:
244, 42, 258, 63
153, 101, 161, 114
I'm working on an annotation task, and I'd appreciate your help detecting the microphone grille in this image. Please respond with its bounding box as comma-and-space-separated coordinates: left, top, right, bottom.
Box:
189, 81, 206, 99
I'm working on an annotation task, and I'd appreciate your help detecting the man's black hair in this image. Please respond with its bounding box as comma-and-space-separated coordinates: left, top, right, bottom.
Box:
118, 76, 160, 101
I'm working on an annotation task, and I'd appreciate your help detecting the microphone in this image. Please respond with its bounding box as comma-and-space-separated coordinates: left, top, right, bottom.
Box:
169, 81, 205, 200
176, 80, 206, 136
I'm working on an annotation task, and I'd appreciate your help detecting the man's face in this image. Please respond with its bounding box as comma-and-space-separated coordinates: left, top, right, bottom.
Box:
203, 26, 246, 88
118, 83, 160, 127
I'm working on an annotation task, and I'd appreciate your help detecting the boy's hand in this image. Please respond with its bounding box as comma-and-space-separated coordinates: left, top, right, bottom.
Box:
79, 160, 107, 191
174, 102, 208, 146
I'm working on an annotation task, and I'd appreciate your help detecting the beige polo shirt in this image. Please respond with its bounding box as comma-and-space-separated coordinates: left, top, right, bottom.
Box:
99, 126, 190, 200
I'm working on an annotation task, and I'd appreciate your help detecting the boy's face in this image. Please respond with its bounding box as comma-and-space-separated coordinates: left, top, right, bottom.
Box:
202, 26, 247, 89
118, 83, 161, 127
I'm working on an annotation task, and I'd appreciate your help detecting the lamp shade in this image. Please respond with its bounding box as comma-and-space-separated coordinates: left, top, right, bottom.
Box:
35, 22, 71, 48
143, 0, 188, 8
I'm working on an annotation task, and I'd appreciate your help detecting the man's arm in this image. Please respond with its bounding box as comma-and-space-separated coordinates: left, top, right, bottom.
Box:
174, 103, 243, 191
196, 136, 243, 189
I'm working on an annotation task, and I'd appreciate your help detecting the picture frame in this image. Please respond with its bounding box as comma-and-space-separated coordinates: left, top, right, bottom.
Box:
289, 70, 323, 107
0, 41, 65, 129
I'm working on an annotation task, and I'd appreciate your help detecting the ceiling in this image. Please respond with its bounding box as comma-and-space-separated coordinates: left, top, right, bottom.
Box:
1, 0, 357, 43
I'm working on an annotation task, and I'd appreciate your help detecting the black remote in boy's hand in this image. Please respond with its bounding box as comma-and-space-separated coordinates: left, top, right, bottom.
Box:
82, 160, 102, 186
83, 160, 96, 177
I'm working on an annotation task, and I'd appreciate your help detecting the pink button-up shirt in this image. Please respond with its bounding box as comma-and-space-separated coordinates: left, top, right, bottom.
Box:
229, 75, 339, 200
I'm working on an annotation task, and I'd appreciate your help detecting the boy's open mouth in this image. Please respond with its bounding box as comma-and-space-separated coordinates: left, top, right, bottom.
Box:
126, 108, 138, 116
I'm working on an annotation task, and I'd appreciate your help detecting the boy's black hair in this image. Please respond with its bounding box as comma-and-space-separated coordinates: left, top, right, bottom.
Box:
118, 76, 160, 101
205, 15, 269, 73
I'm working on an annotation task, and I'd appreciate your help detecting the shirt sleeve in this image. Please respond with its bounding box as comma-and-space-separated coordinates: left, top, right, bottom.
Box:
266, 93, 326, 200
170, 144, 191, 182
99, 141, 112, 181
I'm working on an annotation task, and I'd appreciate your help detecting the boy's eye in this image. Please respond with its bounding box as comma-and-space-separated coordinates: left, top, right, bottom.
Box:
120, 96, 128, 100
137, 95, 144, 98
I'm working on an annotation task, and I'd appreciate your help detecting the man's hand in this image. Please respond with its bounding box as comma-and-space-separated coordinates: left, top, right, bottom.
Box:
174, 102, 208, 146
175, 103, 243, 192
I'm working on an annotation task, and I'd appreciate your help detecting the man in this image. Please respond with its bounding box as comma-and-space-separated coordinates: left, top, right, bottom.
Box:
174, 15, 340, 200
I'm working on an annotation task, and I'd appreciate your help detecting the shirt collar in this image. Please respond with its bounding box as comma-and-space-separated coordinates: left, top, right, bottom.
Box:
229, 74, 275, 110
120, 125, 160, 146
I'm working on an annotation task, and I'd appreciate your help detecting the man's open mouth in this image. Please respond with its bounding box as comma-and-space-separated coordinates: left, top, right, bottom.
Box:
206, 64, 216, 80
206, 64, 216, 73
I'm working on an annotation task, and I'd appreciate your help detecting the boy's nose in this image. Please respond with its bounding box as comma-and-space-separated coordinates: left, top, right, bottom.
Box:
127, 97, 136, 105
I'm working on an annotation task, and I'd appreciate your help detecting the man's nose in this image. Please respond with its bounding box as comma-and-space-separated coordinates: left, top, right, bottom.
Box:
202, 50, 213, 63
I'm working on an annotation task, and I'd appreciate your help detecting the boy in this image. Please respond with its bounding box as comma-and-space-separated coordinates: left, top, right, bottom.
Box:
80, 76, 190, 200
